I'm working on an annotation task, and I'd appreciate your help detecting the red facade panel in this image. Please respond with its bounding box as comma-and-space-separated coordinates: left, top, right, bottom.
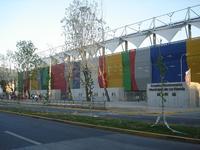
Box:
51, 63, 67, 93
98, 56, 107, 88
130, 49, 138, 91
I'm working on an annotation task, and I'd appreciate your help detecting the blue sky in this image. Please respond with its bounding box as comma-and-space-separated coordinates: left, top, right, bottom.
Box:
0, 0, 200, 54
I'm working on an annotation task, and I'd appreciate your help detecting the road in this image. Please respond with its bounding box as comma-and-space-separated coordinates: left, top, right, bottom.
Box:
0, 112, 200, 150
1, 103, 200, 126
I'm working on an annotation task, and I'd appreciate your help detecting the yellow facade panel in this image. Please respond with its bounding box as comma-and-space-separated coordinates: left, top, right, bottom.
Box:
191, 65, 200, 83
106, 53, 123, 87
30, 69, 39, 90
186, 38, 200, 83
31, 80, 39, 90
186, 38, 200, 66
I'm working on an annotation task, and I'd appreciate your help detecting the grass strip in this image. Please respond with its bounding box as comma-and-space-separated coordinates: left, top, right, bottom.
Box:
0, 107, 200, 140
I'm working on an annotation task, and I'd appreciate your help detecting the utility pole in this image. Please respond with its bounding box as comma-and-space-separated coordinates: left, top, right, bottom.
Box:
125, 40, 128, 51
153, 33, 156, 45
188, 24, 192, 39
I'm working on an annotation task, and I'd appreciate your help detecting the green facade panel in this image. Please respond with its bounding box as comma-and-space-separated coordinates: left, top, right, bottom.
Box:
40, 67, 49, 90
121, 51, 131, 91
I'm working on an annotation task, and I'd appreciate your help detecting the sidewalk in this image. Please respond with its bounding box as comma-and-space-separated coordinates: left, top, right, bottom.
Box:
1, 99, 200, 116
1, 99, 200, 127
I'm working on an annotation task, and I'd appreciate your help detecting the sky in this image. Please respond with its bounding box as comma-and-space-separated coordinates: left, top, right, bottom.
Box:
0, 0, 200, 55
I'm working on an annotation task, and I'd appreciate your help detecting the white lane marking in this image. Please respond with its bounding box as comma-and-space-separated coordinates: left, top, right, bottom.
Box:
4, 131, 41, 145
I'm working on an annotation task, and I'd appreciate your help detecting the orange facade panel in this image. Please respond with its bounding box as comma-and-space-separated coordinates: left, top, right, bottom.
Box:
106, 53, 123, 87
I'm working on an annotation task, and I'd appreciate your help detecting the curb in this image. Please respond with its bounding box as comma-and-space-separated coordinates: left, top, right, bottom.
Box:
0, 109, 200, 145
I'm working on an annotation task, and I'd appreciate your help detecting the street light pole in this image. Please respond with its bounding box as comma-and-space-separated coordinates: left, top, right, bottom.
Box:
180, 54, 186, 82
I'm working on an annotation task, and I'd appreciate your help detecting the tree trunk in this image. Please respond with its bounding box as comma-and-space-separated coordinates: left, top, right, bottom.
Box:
102, 47, 110, 102
25, 71, 30, 99
85, 81, 90, 101
67, 77, 73, 100
83, 64, 93, 102
104, 87, 110, 102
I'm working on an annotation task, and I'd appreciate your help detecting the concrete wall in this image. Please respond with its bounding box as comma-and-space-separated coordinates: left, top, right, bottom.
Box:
71, 87, 124, 101
147, 82, 199, 108
30, 89, 61, 100
188, 82, 200, 107
87, 58, 99, 88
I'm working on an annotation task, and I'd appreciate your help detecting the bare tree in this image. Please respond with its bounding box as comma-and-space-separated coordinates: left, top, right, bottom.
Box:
54, 48, 74, 101
64, 55, 73, 100
0, 51, 18, 99
0, 54, 9, 93
152, 41, 183, 134
0, 54, 7, 81
43, 46, 57, 102
61, 0, 106, 101
0, 54, 12, 80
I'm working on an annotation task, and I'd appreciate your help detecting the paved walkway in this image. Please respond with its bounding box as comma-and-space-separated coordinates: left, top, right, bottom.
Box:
1, 99, 200, 126
0, 99, 200, 116
0, 100, 200, 115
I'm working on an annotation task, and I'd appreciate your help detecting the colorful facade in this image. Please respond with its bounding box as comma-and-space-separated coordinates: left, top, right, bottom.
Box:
17, 37, 200, 101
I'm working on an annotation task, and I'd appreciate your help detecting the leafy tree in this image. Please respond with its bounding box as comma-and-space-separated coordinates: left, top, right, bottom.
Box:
14, 40, 42, 98
61, 0, 107, 101
15, 41, 41, 72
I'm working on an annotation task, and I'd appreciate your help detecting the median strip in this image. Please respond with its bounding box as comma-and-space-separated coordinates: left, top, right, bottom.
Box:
0, 107, 200, 144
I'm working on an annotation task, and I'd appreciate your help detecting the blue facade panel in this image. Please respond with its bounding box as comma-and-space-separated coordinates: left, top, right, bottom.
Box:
151, 41, 188, 83
72, 62, 80, 89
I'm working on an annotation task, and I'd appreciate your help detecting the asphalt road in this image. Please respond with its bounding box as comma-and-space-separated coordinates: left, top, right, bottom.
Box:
1, 103, 200, 126
0, 112, 200, 150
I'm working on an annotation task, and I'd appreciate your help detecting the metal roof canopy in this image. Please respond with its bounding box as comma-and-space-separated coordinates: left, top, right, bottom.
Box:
37, 4, 200, 60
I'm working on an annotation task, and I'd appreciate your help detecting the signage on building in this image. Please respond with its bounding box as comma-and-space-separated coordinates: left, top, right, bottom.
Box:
149, 83, 185, 93
147, 82, 190, 107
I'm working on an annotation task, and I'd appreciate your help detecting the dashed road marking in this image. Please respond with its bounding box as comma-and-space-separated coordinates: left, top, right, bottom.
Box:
4, 131, 41, 145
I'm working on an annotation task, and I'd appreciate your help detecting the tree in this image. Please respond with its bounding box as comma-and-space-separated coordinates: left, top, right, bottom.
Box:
152, 41, 183, 134
0, 54, 8, 93
14, 40, 42, 98
52, 50, 74, 101
6, 50, 18, 88
0, 52, 17, 94
61, 0, 106, 101
0, 54, 7, 82
64, 54, 73, 100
